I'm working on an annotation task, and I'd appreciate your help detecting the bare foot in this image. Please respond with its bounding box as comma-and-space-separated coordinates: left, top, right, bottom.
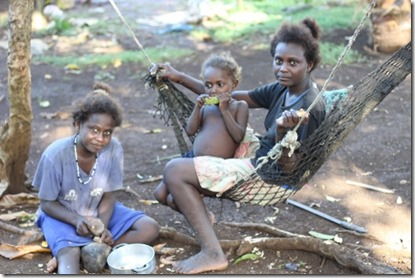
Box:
46, 257, 57, 273
173, 250, 228, 274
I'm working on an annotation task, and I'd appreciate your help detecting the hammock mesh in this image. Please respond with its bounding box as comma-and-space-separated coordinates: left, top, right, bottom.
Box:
144, 42, 411, 206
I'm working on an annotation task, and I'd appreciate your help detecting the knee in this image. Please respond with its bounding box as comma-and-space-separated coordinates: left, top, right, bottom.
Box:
57, 246, 81, 260
153, 183, 167, 205
163, 160, 183, 187
142, 216, 160, 244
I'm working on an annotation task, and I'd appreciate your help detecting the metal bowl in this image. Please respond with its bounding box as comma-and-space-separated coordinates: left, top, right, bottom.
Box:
107, 243, 156, 274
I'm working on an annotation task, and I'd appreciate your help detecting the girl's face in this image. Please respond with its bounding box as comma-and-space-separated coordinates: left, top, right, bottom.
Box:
272, 42, 313, 94
202, 66, 237, 96
76, 113, 115, 154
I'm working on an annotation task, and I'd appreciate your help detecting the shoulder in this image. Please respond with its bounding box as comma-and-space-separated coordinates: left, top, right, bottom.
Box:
232, 99, 249, 110
42, 137, 73, 158
249, 81, 284, 95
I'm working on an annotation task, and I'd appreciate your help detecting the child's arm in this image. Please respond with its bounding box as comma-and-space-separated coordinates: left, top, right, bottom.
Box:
40, 199, 93, 236
96, 191, 117, 245
221, 99, 249, 144
186, 94, 207, 136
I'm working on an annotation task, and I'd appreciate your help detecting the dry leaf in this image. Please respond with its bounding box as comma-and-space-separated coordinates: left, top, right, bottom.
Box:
325, 195, 341, 202
138, 199, 158, 205
0, 193, 39, 208
0, 211, 32, 221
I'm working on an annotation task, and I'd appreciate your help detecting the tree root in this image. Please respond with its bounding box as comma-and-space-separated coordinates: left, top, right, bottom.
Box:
0, 220, 43, 244
0, 221, 402, 274
158, 223, 401, 274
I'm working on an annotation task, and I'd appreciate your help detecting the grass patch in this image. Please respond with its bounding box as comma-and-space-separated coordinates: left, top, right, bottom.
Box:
197, 0, 365, 43
32, 47, 193, 68
320, 42, 367, 65
190, 0, 368, 65
0, 12, 7, 29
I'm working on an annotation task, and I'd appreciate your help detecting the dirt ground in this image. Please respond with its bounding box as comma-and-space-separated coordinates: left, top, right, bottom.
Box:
0, 0, 411, 275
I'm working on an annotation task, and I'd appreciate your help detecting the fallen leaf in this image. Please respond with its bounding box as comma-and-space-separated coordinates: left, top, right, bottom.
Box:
144, 128, 162, 134
64, 63, 80, 70
0, 211, 32, 221
264, 216, 277, 224
0, 193, 39, 208
38, 99, 50, 108
343, 216, 352, 222
138, 199, 158, 205
159, 255, 175, 265
396, 196, 402, 204
0, 243, 50, 260
308, 230, 334, 240
333, 234, 343, 244
233, 253, 258, 265
325, 195, 341, 202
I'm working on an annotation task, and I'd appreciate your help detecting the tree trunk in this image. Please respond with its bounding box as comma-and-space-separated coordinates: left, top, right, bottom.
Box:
369, 0, 411, 53
0, 0, 33, 196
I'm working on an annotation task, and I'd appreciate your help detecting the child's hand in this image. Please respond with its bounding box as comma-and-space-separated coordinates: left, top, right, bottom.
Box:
75, 217, 93, 236
96, 228, 114, 246
217, 92, 232, 110
196, 94, 209, 107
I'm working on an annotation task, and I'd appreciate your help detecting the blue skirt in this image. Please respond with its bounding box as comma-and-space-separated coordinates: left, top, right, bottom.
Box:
36, 202, 145, 256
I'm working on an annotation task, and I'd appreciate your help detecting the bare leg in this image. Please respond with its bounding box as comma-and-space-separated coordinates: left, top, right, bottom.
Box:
56, 247, 81, 274
114, 216, 160, 245
164, 158, 228, 274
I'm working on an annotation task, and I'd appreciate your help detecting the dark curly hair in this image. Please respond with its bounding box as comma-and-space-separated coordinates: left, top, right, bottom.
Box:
270, 18, 321, 72
200, 51, 242, 83
72, 82, 123, 127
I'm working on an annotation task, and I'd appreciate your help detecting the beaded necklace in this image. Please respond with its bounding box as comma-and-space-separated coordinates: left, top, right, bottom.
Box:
73, 135, 98, 184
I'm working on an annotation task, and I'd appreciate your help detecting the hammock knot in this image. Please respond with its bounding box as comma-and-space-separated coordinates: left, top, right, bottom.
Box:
255, 130, 300, 171
280, 130, 300, 158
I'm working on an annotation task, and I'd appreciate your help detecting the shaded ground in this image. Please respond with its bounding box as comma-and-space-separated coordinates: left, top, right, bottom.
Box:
0, 0, 411, 275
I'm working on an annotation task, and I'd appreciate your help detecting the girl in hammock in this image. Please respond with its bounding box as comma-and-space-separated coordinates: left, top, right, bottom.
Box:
154, 52, 250, 211
150, 18, 326, 274
32, 83, 160, 274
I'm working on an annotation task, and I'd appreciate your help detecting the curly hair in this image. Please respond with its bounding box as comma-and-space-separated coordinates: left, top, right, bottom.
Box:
200, 51, 242, 83
72, 82, 123, 127
270, 18, 321, 72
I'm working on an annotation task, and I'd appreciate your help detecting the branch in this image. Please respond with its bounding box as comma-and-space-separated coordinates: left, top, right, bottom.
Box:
220, 221, 306, 238
159, 224, 401, 274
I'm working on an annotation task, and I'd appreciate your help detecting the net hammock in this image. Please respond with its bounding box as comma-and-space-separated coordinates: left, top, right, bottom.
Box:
144, 41, 411, 206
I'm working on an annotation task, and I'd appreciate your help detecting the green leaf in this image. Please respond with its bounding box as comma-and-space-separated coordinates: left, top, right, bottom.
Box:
233, 253, 258, 265
38, 99, 50, 108
308, 230, 334, 240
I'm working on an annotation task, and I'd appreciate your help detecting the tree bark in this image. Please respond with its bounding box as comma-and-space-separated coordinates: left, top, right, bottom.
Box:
0, 0, 33, 196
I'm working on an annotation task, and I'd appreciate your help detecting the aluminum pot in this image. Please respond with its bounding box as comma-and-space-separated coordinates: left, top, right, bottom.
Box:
107, 243, 156, 274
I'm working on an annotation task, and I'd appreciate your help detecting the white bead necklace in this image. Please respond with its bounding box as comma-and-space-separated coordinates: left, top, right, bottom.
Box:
73, 135, 98, 184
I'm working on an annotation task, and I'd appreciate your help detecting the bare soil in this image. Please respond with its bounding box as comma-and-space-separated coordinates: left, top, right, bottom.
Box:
0, 0, 411, 275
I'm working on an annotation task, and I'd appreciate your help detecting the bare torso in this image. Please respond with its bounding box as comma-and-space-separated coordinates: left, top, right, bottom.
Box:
192, 101, 240, 158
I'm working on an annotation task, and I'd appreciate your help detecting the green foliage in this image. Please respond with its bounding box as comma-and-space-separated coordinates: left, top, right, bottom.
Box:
200, 0, 364, 43
320, 42, 367, 65
35, 17, 76, 36
190, 0, 367, 65
32, 47, 193, 68
0, 14, 7, 29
